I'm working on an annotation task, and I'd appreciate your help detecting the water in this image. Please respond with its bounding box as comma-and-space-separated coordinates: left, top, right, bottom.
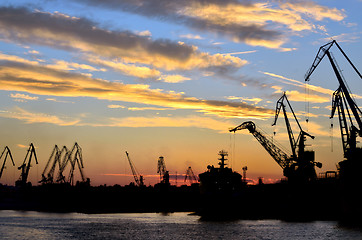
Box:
0, 211, 361, 240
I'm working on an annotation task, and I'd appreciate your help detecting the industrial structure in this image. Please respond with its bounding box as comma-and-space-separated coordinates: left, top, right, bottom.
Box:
272, 92, 322, 182
0, 146, 14, 179
304, 40, 362, 182
15, 143, 38, 187
125, 151, 144, 186
184, 166, 198, 185
157, 156, 169, 185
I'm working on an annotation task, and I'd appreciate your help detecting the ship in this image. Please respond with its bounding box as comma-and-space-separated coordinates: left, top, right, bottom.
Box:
197, 150, 244, 219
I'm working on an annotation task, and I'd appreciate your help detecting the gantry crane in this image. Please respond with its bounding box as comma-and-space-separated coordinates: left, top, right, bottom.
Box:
304, 40, 362, 180
157, 156, 169, 184
0, 146, 15, 179
15, 143, 38, 187
125, 151, 144, 186
184, 166, 198, 184
273, 92, 321, 182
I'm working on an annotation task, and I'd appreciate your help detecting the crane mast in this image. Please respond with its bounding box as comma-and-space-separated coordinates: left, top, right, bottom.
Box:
125, 151, 144, 186
0, 146, 15, 179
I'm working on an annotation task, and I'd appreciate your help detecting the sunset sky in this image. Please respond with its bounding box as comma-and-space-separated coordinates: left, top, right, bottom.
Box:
0, 0, 361, 186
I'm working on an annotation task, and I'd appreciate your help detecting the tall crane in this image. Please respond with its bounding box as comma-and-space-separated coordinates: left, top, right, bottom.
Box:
0, 146, 15, 179
15, 143, 38, 187
56, 143, 88, 185
39, 145, 61, 184
56, 146, 70, 183
304, 40, 362, 180
125, 151, 144, 186
157, 156, 169, 184
184, 166, 198, 184
67, 142, 86, 185
230, 121, 292, 175
273, 92, 321, 182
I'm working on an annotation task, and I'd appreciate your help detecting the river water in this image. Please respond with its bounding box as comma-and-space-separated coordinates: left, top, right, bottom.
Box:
0, 211, 361, 239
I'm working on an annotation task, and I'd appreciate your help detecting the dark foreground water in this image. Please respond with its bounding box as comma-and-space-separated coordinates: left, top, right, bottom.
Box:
0, 211, 361, 240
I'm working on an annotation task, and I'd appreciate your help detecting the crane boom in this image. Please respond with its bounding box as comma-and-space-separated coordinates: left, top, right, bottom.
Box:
229, 121, 291, 169
125, 151, 144, 186
0, 146, 15, 179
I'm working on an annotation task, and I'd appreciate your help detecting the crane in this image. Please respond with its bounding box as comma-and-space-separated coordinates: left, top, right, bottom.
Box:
184, 166, 198, 184
273, 92, 321, 182
15, 143, 38, 187
157, 156, 169, 184
56, 146, 70, 183
39, 145, 62, 184
125, 151, 144, 186
230, 121, 292, 173
0, 146, 15, 179
304, 40, 362, 180
67, 142, 86, 185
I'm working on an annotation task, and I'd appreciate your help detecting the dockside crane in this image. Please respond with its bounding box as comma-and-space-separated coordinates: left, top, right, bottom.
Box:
273, 92, 321, 182
230, 121, 292, 176
39, 145, 61, 184
67, 142, 87, 185
184, 166, 198, 184
304, 40, 362, 180
157, 156, 169, 184
15, 143, 38, 187
56, 146, 70, 183
125, 151, 144, 186
0, 146, 15, 179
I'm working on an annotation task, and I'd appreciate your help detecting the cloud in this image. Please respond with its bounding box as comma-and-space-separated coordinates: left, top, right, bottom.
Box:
0, 60, 273, 119
158, 74, 191, 83
261, 71, 335, 102
0, 52, 39, 65
179, 34, 203, 40
107, 104, 126, 109
0, 107, 80, 126
0, 6, 245, 73
10, 93, 38, 101
127, 107, 172, 111
77, 0, 345, 48
226, 96, 263, 105
100, 115, 235, 132
46, 60, 106, 72
0, 105, 241, 132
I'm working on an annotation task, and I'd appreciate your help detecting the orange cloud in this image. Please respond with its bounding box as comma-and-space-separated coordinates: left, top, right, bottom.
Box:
0, 107, 80, 126
0, 60, 273, 119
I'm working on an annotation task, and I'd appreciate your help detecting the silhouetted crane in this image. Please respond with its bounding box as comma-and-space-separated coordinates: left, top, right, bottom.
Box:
273, 92, 321, 182
230, 121, 291, 171
125, 151, 144, 186
0, 146, 15, 179
15, 143, 38, 187
157, 156, 169, 184
304, 40, 362, 181
39, 145, 61, 184
184, 166, 197, 184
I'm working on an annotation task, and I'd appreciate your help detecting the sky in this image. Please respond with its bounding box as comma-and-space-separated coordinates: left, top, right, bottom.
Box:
0, 0, 361, 186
